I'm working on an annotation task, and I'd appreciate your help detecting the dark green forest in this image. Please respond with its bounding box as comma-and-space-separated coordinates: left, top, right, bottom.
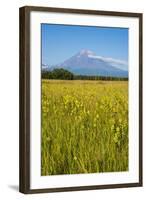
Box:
42, 68, 128, 81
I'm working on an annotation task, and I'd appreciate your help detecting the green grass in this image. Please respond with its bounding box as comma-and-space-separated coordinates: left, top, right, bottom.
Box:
41, 80, 128, 175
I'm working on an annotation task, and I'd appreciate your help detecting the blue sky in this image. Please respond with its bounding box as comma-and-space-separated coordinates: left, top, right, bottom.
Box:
41, 24, 128, 69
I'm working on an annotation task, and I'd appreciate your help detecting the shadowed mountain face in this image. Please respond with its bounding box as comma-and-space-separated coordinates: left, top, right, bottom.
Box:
45, 49, 128, 77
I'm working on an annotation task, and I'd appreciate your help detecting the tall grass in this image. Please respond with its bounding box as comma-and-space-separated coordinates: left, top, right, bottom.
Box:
41, 80, 128, 175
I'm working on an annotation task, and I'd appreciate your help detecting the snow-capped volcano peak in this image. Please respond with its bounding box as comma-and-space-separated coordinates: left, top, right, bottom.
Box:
44, 49, 128, 77
77, 49, 95, 56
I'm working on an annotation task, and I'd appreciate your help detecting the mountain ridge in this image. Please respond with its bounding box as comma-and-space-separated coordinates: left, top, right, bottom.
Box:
42, 49, 128, 77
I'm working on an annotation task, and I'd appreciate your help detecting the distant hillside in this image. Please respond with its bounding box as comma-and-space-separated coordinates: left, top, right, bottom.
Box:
42, 68, 128, 81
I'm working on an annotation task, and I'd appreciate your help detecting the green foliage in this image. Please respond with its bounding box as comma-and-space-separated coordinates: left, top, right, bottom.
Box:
42, 68, 128, 81
41, 80, 128, 175
74, 75, 128, 81
42, 68, 74, 80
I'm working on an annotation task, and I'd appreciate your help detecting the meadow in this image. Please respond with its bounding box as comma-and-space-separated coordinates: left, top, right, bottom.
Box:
41, 80, 128, 175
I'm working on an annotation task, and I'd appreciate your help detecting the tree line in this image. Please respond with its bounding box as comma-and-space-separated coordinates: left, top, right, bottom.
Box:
42, 68, 128, 81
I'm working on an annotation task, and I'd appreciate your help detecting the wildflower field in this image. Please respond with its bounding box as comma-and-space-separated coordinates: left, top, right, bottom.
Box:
41, 80, 128, 175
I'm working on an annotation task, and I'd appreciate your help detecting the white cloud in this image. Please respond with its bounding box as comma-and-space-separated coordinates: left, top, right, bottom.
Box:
88, 55, 128, 71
